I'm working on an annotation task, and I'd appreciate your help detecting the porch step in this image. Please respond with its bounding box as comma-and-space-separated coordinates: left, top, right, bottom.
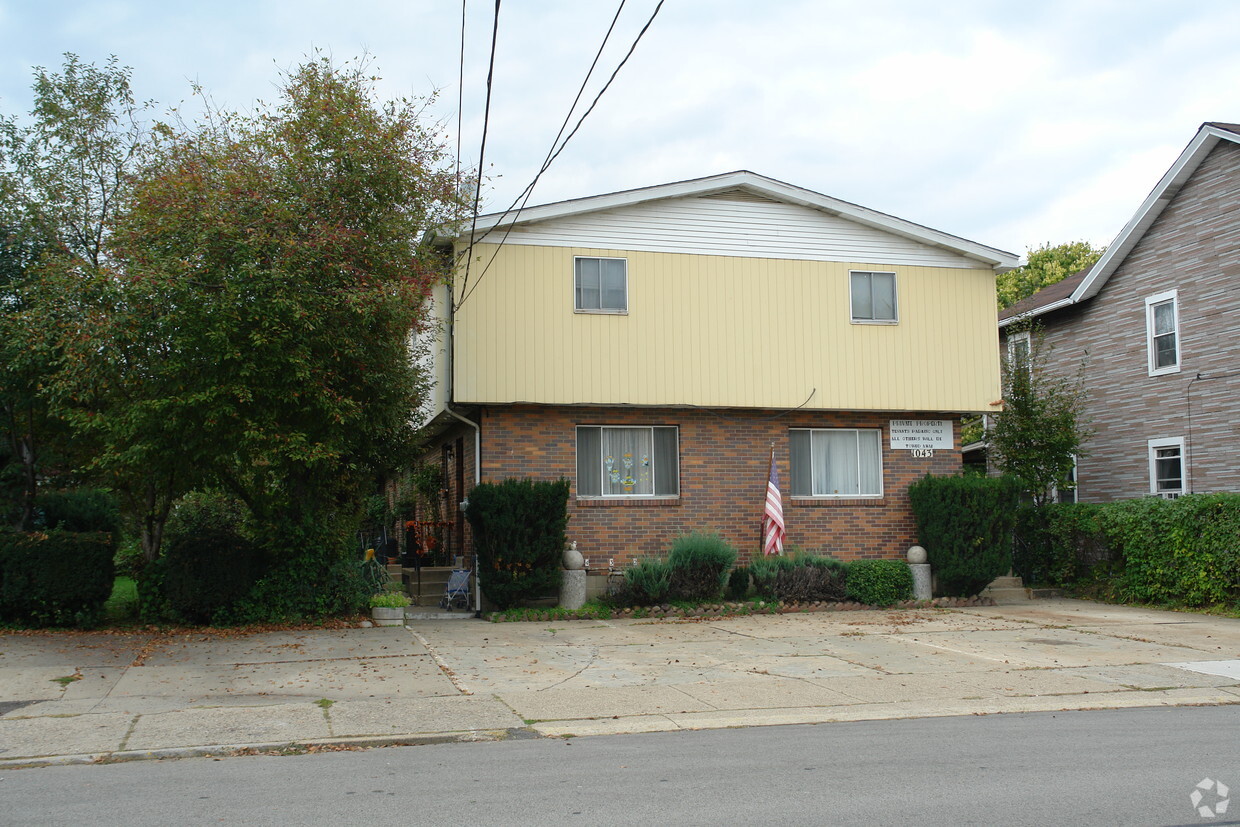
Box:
981, 575, 1031, 604
400, 566, 472, 608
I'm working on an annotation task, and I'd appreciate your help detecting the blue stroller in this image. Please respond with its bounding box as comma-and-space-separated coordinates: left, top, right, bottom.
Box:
440, 568, 472, 611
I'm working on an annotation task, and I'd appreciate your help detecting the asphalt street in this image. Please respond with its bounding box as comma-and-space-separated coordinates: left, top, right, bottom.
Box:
3, 705, 1239, 826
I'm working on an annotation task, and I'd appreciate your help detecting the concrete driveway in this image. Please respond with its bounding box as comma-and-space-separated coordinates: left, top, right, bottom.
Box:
2, 599, 1239, 766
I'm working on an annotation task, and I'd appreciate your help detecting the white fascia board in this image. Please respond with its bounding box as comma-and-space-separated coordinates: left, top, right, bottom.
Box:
1073, 125, 1237, 303
998, 296, 1075, 328
442, 170, 1019, 270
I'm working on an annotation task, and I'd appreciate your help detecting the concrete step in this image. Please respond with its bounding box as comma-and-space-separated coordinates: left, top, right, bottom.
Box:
981, 574, 1031, 604
401, 567, 471, 607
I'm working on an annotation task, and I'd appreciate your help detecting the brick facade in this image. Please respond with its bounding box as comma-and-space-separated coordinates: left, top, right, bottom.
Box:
427, 404, 961, 567
1001, 140, 1240, 501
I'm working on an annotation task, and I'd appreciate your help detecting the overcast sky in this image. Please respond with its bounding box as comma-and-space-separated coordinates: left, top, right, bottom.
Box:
3, 1, 1239, 257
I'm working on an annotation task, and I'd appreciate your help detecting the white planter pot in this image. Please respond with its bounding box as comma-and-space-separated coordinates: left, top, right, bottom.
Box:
371, 606, 406, 626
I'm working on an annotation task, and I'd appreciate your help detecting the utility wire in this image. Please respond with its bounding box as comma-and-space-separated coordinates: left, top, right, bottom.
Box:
454, 0, 664, 312
458, 0, 501, 308
455, 0, 466, 190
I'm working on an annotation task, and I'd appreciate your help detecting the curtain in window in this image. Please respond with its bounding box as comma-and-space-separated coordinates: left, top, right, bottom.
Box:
653, 427, 678, 496
602, 428, 654, 495
576, 427, 602, 496
790, 429, 882, 496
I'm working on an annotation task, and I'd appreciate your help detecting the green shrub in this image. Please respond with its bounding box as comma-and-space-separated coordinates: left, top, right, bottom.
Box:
466, 478, 570, 610
908, 474, 1020, 596
368, 591, 411, 608
0, 530, 115, 626
227, 539, 369, 624
749, 554, 796, 600
727, 565, 750, 600
845, 559, 913, 607
750, 553, 847, 602
155, 491, 262, 624
35, 489, 122, 537
666, 532, 737, 601
622, 558, 672, 605
1013, 503, 1108, 587
1102, 494, 1240, 607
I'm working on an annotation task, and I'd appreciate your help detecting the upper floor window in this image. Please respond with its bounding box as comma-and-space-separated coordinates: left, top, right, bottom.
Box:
576, 425, 678, 497
850, 271, 898, 323
789, 428, 883, 497
1145, 290, 1179, 375
575, 257, 627, 313
1147, 436, 1185, 499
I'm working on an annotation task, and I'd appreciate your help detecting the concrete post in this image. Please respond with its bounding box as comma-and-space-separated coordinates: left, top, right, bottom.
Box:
907, 545, 932, 601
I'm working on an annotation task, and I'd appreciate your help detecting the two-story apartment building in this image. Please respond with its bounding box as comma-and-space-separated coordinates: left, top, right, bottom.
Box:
999, 122, 1240, 501
420, 171, 1017, 565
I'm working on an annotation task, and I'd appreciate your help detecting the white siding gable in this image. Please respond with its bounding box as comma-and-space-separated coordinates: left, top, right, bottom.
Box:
484, 194, 981, 269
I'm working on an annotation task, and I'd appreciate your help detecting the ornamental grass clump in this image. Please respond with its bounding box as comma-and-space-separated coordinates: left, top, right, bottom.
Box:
750, 553, 848, 603
621, 558, 672, 606
667, 532, 737, 602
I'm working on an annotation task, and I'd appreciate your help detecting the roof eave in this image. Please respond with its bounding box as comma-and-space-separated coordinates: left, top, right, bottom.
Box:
437, 170, 1018, 270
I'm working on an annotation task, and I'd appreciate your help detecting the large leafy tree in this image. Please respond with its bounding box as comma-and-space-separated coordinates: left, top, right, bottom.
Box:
996, 241, 1105, 310
988, 325, 1091, 508
0, 54, 149, 529
62, 57, 463, 592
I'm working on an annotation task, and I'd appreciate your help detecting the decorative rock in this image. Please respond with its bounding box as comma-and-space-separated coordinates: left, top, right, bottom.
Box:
907, 545, 928, 564
359, 620, 373, 628
562, 541, 585, 571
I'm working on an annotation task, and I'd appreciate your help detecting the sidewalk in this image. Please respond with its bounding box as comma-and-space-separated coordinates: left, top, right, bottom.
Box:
3, 599, 1239, 768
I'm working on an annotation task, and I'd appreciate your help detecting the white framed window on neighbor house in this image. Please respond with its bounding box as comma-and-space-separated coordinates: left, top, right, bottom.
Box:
1147, 436, 1185, 499
576, 425, 678, 497
1007, 330, 1032, 376
849, 271, 898, 323
1145, 289, 1180, 375
574, 257, 627, 313
789, 428, 883, 497
1054, 454, 1078, 504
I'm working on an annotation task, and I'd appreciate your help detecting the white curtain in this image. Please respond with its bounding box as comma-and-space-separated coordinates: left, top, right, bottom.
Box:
601, 427, 654, 496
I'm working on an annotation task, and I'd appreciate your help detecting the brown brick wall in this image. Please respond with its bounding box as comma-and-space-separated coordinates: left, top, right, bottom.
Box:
1005, 140, 1240, 501
458, 404, 961, 566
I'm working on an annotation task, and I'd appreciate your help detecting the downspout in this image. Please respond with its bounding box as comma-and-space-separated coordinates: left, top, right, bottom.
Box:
443, 281, 483, 615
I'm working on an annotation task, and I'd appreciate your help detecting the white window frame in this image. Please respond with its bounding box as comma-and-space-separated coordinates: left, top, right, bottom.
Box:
1007, 330, 1032, 377
1145, 289, 1180, 376
1053, 454, 1078, 504
1147, 436, 1185, 499
789, 428, 884, 498
849, 270, 899, 324
575, 425, 678, 498
574, 256, 628, 314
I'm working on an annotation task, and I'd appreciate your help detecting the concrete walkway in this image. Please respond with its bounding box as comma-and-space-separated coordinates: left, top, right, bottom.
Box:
3, 599, 1239, 768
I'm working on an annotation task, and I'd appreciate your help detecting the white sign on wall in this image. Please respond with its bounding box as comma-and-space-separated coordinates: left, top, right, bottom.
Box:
888, 419, 952, 451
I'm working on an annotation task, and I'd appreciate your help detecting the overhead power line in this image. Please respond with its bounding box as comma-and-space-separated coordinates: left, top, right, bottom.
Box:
458, 0, 501, 309
454, 0, 664, 312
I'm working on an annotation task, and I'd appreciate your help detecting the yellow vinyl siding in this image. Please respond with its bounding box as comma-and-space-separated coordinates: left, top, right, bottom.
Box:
452, 243, 1001, 412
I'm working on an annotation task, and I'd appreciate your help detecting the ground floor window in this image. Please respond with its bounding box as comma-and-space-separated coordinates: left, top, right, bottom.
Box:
576, 425, 679, 497
1148, 436, 1185, 498
789, 428, 883, 497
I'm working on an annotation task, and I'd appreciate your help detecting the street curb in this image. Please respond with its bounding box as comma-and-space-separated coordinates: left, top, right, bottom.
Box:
0, 728, 537, 771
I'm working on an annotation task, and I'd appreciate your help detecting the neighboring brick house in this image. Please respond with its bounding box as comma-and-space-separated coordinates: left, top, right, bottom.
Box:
418, 171, 1017, 566
997, 122, 1240, 502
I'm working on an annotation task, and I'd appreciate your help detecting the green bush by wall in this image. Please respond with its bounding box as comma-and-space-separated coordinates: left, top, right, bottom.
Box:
845, 559, 913, 607
908, 474, 1020, 597
0, 530, 116, 626
466, 478, 570, 610
1014, 494, 1240, 607
667, 532, 737, 601
750, 553, 848, 602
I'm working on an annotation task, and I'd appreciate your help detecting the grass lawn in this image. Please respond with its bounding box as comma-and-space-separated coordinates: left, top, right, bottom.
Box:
103, 576, 138, 623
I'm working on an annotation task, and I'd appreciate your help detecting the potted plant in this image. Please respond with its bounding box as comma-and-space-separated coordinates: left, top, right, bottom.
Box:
369, 591, 411, 626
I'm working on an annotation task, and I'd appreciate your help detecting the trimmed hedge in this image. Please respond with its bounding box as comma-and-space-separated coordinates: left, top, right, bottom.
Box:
845, 559, 914, 607
467, 478, 570, 610
1018, 494, 1240, 607
908, 474, 1020, 597
35, 489, 122, 536
0, 530, 115, 626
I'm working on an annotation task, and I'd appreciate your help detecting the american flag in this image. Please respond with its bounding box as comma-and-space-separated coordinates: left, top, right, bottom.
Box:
762, 447, 785, 556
